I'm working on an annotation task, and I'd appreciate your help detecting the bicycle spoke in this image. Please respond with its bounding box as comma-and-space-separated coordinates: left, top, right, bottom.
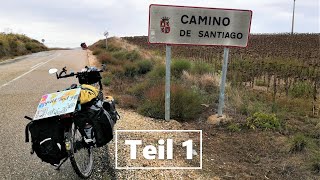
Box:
69, 123, 93, 178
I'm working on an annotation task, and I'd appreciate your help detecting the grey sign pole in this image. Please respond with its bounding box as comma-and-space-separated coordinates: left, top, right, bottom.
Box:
217, 47, 230, 117
165, 45, 171, 121
104, 31, 109, 49
291, 0, 296, 35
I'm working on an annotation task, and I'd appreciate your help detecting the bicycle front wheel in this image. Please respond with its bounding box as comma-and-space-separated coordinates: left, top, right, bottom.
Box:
69, 123, 94, 178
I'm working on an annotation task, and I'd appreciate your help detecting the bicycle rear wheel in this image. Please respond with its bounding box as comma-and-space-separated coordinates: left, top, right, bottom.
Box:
69, 123, 94, 178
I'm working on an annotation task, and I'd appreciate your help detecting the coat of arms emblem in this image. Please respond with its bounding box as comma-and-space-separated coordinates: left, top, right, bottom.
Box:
160, 17, 170, 34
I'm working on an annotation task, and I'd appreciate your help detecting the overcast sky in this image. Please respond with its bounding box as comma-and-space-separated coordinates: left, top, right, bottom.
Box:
0, 0, 318, 47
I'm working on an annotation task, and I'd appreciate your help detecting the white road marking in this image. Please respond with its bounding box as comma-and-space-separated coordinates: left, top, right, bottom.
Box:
0, 53, 61, 89
30, 62, 44, 69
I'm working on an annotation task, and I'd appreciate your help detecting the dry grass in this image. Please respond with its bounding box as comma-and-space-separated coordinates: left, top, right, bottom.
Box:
181, 71, 220, 92
109, 37, 154, 60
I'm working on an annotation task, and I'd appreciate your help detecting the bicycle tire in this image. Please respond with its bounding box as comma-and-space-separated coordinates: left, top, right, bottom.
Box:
69, 123, 94, 178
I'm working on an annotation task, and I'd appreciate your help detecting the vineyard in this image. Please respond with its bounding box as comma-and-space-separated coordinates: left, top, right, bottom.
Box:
124, 33, 320, 116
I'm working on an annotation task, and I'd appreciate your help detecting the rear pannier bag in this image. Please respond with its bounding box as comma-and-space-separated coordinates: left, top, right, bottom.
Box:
75, 100, 115, 147
25, 117, 67, 165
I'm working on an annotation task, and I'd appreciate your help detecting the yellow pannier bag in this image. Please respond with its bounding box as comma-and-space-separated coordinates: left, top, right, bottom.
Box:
79, 84, 99, 104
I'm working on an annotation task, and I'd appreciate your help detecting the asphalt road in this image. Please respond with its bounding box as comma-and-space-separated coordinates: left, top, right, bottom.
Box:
0, 50, 114, 179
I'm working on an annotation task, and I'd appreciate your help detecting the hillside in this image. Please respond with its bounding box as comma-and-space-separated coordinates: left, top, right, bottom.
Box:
0, 33, 48, 61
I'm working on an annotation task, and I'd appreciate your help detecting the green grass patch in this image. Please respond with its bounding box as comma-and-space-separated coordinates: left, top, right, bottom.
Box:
124, 62, 138, 77
191, 62, 214, 75
310, 152, 320, 174
227, 123, 241, 132
147, 64, 166, 81
289, 81, 313, 98
289, 133, 308, 152
255, 79, 268, 86
136, 60, 153, 75
102, 76, 112, 86
112, 50, 141, 61
246, 112, 281, 130
171, 59, 191, 77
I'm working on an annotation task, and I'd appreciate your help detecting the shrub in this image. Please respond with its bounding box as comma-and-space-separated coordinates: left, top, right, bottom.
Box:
246, 112, 281, 130
310, 152, 320, 174
136, 60, 153, 74
227, 123, 241, 132
124, 62, 138, 77
138, 85, 165, 119
289, 81, 313, 98
102, 77, 112, 86
126, 50, 140, 61
147, 64, 166, 81
9, 40, 18, 50
191, 63, 213, 75
107, 43, 121, 52
239, 102, 250, 115
97, 52, 118, 64
25, 42, 38, 51
289, 133, 308, 153
255, 79, 268, 86
112, 50, 141, 61
112, 51, 127, 60
93, 49, 103, 55
138, 84, 203, 121
109, 65, 125, 78
128, 82, 149, 97
199, 74, 218, 92
171, 59, 191, 77
119, 95, 139, 109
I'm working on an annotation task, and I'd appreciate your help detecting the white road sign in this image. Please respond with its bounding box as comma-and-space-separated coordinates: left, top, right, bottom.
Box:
149, 4, 252, 47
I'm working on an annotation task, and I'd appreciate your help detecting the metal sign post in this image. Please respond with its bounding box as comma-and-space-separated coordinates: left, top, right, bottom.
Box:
165, 45, 171, 121
291, 0, 296, 35
217, 47, 230, 117
104, 31, 109, 49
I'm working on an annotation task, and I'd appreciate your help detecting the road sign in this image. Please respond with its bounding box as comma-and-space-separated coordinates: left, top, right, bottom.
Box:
104, 31, 109, 37
149, 4, 252, 47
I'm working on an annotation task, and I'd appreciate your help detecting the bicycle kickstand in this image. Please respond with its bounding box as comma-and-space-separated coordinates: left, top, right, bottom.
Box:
54, 157, 69, 170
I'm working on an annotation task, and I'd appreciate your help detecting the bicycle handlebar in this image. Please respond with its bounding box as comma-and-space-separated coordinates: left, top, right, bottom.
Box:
57, 69, 103, 79
55, 66, 104, 90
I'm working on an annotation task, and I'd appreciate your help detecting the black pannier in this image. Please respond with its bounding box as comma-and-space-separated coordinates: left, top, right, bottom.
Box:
75, 100, 116, 147
25, 117, 67, 165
